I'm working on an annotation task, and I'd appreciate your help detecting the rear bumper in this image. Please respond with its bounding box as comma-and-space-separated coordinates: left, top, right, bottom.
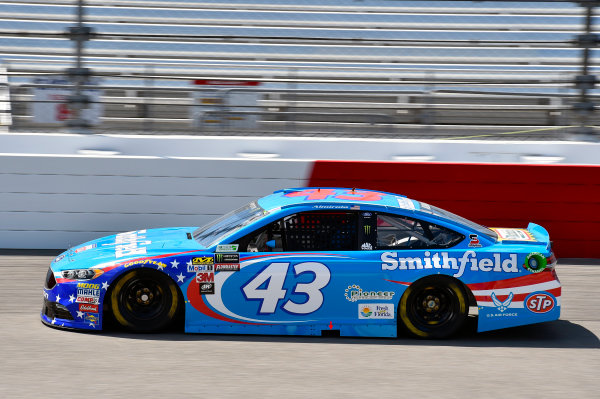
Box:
471, 269, 561, 333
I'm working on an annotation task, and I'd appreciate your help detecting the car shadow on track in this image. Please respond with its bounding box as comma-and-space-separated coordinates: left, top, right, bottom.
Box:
99, 317, 600, 349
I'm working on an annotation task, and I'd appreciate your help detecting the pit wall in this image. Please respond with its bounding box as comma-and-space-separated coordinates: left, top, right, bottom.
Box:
1, 133, 599, 257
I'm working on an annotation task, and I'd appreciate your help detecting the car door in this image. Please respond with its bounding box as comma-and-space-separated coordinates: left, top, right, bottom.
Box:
206, 210, 376, 336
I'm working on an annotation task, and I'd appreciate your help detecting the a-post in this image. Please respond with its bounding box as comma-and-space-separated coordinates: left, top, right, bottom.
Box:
66, 0, 95, 132
573, 1, 599, 141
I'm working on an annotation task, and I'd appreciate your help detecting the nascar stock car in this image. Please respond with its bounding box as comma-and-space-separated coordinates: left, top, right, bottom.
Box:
42, 187, 560, 339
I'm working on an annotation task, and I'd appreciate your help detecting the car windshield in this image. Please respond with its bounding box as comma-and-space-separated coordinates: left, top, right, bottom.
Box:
418, 201, 498, 240
193, 201, 267, 248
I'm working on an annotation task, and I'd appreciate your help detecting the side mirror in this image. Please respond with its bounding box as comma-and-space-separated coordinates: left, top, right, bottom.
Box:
265, 240, 276, 249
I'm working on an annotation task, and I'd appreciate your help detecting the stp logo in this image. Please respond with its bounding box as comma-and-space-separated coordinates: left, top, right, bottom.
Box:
525, 293, 555, 313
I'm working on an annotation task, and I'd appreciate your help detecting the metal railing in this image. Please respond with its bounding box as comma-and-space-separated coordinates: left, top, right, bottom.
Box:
0, 0, 597, 140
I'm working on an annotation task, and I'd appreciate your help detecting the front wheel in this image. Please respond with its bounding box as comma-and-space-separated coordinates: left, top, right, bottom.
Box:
399, 276, 468, 339
109, 269, 181, 332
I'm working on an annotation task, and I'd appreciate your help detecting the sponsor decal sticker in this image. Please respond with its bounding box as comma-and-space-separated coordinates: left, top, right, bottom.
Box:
216, 244, 239, 252
124, 259, 167, 269
76, 282, 101, 304
491, 292, 513, 312
214, 253, 239, 264
115, 230, 151, 258
485, 292, 517, 317
79, 303, 99, 313
187, 263, 213, 273
84, 313, 99, 325
76, 296, 99, 304
358, 304, 394, 319
396, 197, 416, 210
215, 264, 240, 272
523, 253, 547, 273
214, 253, 240, 271
345, 285, 395, 302
193, 256, 214, 265
54, 254, 65, 263
381, 250, 520, 278
361, 242, 373, 250
196, 271, 214, 283
75, 243, 96, 253
199, 282, 215, 295
468, 234, 482, 248
525, 293, 555, 313
492, 228, 535, 241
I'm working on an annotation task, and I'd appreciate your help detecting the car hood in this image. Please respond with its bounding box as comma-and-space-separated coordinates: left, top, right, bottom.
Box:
52, 227, 203, 271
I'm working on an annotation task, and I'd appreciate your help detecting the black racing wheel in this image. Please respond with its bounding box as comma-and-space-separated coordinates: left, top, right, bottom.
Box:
109, 269, 181, 332
399, 276, 468, 339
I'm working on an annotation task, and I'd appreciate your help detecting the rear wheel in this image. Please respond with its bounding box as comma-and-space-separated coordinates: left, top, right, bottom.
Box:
399, 276, 468, 339
110, 269, 180, 332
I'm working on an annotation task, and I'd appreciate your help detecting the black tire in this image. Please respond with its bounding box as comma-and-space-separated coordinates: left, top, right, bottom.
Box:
109, 269, 181, 332
398, 276, 468, 339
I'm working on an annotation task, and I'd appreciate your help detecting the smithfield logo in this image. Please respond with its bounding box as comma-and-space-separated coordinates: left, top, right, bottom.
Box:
491, 292, 513, 312
525, 293, 555, 313
345, 285, 394, 302
381, 250, 520, 278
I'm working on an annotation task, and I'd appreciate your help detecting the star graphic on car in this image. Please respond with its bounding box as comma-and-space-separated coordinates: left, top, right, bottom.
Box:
76, 311, 84, 318
176, 273, 185, 283
69, 294, 75, 303
101, 281, 109, 290
55, 294, 61, 302
171, 259, 179, 269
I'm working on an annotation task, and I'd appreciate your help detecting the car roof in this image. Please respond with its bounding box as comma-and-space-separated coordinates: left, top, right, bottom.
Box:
257, 187, 416, 212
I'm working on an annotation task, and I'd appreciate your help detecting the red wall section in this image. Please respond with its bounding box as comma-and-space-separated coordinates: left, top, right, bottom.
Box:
308, 161, 600, 258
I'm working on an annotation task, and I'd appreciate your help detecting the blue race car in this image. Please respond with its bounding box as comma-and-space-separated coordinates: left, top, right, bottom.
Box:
42, 188, 561, 338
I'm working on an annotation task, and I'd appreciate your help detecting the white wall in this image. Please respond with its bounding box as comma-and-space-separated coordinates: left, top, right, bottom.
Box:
0, 152, 311, 249
2, 132, 600, 164
2, 132, 599, 249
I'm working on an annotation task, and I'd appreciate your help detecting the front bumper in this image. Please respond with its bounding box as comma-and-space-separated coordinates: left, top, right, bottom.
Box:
42, 279, 104, 331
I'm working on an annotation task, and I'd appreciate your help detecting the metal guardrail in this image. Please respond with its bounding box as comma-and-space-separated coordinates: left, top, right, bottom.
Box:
0, 0, 597, 139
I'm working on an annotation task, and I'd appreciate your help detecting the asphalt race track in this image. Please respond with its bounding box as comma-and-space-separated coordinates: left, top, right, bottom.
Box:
1, 254, 598, 398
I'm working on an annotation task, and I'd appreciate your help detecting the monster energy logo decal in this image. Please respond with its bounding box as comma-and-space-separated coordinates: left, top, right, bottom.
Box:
364, 225, 372, 235
214, 253, 240, 264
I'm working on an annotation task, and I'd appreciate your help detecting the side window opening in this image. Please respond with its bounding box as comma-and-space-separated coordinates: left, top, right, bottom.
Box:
240, 220, 284, 252
376, 214, 463, 250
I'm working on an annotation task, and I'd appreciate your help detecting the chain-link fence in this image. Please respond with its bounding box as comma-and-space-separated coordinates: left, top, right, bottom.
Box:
1, 0, 598, 140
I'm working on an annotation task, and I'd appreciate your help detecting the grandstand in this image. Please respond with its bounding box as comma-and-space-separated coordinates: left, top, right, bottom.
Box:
0, 0, 598, 138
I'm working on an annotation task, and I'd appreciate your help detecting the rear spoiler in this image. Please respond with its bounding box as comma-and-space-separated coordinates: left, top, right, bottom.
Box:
494, 223, 551, 250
